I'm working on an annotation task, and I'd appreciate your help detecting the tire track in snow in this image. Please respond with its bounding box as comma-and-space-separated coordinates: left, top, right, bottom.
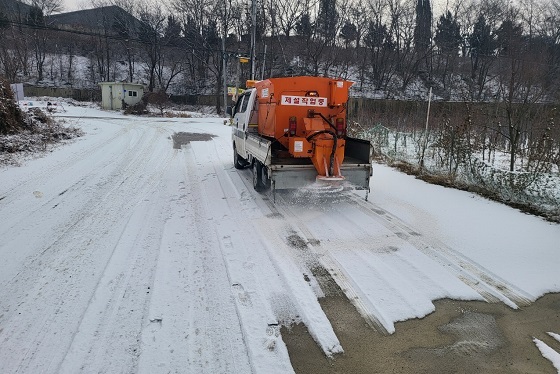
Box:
0, 124, 175, 374
233, 167, 395, 334
0, 124, 158, 295
187, 138, 297, 371
260, 192, 393, 335
235, 178, 531, 333
57, 139, 176, 373
0, 120, 142, 253
347, 194, 535, 308
137, 141, 254, 374
198, 137, 342, 361
0, 117, 131, 202
27, 127, 168, 373
232, 165, 358, 345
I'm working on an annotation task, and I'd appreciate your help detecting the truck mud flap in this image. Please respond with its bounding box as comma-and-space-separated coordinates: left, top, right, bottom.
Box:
344, 137, 373, 164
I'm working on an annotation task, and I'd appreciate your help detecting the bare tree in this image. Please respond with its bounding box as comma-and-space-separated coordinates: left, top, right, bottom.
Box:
27, 5, 48, 81
494, 19, 548, 172
387, 0, 424, 91
273, 0, 305, 38
348, 0, 368, 48
31, 0, 63, 15
110, 0, 139, 83
171, 0, 212, 37
138, 4, 166, 92
0, 12, 23, 81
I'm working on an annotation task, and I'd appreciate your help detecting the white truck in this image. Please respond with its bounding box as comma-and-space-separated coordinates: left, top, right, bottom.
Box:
229, 76, 373, 199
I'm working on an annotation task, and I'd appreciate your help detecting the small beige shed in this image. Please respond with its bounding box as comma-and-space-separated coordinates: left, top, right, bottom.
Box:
99, 82, 144, 110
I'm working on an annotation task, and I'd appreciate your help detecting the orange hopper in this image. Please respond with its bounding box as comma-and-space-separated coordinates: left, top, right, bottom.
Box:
253, 76, 353, 180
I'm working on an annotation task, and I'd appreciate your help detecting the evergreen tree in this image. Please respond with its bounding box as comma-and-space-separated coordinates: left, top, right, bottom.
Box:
340, 21, 357, 48
27, 5, 45, 27
469, 16, 495, 61
164, 15, 182, 49
364, 21, 390, 50
165, 15, 182, 42
468, 15, 497, 98
316, 0, 338, 44
203, 20, 220, 47
0, 10, 9, 29
434, 11, 461, 55
296, 13, 311, 36
434, 11, 461, 89
414, 0, 432, 53
495, 20, 523, 56
183, 16, 199, 42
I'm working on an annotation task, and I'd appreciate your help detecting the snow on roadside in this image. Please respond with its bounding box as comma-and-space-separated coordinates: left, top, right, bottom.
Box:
369, 163, 560, 300
533, 337, 560, 373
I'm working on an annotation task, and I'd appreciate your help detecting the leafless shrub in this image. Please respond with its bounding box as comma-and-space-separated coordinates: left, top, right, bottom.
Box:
123, 99, 148, 115
0, 86, 83, 163
145, 91, 170, 117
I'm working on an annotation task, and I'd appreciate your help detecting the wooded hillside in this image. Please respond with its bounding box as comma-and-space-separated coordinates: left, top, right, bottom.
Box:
1, 0, 559, 107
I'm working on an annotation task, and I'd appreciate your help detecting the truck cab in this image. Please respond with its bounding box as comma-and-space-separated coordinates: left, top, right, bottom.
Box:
231, 88, 257, 162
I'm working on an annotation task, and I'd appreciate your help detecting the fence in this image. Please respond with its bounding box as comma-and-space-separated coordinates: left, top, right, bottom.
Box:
351, 122, 560, 221
23, 85, 101, 102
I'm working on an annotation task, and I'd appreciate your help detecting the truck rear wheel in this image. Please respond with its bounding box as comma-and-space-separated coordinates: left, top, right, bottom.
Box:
252, 161, 265, 191
262, 166, 271, 189
233, 144, 246, 169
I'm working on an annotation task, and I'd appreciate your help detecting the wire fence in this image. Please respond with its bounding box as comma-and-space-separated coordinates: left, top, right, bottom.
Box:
350, 122, 560, 221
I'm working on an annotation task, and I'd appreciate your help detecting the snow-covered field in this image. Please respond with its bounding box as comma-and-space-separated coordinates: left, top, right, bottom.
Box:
1, 106, 559, 373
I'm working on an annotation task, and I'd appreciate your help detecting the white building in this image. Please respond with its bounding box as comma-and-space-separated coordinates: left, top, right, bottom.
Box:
99, 82, 144, 110
10, 83, 24, 101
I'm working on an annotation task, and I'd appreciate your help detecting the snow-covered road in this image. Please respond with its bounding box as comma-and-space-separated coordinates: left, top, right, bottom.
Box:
1, 106, 559, 373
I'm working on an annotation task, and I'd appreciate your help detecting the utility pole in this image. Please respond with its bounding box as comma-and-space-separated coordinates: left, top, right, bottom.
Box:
222, 36, 227, 114
250, 0, 256, 80
222, 0, 231, 113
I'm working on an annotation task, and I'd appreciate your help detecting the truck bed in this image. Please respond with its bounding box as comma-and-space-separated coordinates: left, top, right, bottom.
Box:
271, 155, 367, 166
265, 137, 373, 190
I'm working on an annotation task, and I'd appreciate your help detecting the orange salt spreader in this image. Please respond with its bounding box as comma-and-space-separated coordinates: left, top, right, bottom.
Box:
254, 76, 353, 180
230, 76, 372, 198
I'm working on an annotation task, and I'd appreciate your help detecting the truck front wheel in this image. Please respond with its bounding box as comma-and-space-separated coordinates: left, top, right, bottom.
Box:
252, 161, 265, 191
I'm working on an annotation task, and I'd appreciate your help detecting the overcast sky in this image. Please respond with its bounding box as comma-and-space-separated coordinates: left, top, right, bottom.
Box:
61, 0, 86, 12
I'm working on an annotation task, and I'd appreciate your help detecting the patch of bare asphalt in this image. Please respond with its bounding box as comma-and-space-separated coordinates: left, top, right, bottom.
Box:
171, 132, 215, 149
283, 272, 560, 374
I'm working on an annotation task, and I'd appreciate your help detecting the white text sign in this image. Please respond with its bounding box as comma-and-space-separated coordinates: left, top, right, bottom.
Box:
281, 95, 327, 107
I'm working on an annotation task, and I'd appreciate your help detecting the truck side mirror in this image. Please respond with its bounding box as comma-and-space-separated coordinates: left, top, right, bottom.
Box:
226, 106, 233, 116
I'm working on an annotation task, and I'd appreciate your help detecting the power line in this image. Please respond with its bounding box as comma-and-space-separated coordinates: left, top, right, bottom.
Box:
0, 18, 248, 57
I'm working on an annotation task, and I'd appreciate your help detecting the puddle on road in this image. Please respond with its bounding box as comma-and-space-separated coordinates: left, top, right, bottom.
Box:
283, 284, 560, 374
171, 132, 215, 149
